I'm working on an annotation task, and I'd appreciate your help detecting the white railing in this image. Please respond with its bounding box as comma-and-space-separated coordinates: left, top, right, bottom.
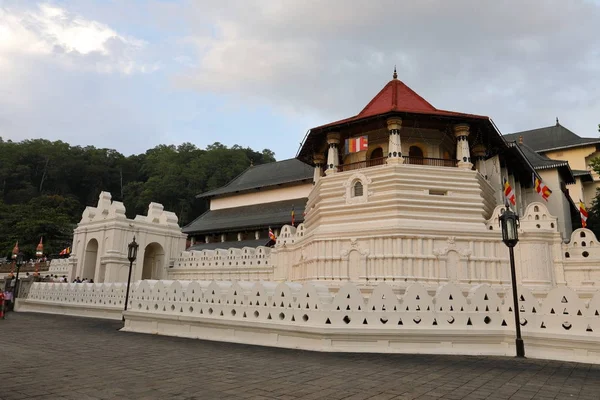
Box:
119, 279, 600, 364
18, 282, 128, 320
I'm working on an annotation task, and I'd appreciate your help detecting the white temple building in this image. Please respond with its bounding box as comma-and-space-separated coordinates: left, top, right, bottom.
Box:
57, 73, 598, 294
18, 73, 600, 363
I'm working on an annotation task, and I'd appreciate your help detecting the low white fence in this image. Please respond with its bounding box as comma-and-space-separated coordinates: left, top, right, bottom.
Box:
123, 280, 600, 363
17, 279, 600, 364
17, 282, 128, 320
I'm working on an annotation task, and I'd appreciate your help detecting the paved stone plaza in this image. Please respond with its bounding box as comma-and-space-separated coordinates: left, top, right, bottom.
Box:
0, 313, 599, 400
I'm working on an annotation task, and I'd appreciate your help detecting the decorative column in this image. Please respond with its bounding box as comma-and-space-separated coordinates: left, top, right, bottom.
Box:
255, 231, 260, 240
237, 232, 243, 241
325, 132, 341, 175
205, 236, 210, 244
386, 117, 403, 164
313, 154, 325, 184
220, 234, 226, 242
454, 124, 472, 170
472, 144, 487, 179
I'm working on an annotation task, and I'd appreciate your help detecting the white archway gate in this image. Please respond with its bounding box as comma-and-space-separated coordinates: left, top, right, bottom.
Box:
68, 192, 187, 283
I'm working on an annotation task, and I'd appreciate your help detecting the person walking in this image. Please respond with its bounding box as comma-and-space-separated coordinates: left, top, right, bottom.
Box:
0, 290, 5, 319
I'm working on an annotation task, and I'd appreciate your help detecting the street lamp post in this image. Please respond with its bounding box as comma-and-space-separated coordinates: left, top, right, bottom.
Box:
499, 207, 525, 358
35, 237, 44, 278
13, 252, 24, 300
10, 241, 18, 276
123, 236, 139, 322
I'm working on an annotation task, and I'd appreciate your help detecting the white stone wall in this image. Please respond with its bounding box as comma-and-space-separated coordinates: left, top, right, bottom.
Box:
121, 280, 600, 363
17, 282, 128, 320
47, 258, 74, 278
168, 201, 593, 293
169, 247, 274, 281
210, 184, 312, 210
17, 279, 600, 362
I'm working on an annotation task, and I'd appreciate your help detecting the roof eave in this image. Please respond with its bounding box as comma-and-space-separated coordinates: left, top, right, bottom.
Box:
537, 141, 600, 153
196, 178, 313, 199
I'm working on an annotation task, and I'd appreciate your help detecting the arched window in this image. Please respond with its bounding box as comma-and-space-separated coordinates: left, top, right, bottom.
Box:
409, 145, 424, 165
353, 181, 364, 197
370, 147, 383, 160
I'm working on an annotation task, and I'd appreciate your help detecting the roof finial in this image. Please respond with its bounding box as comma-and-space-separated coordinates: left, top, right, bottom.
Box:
393, 66, 397, 80
556, 117, 559, 126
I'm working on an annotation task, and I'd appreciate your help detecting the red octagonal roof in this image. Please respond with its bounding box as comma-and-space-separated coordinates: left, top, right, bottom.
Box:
312, 75, 489, 131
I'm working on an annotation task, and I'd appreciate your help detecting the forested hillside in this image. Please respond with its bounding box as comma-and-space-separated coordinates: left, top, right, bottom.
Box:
0, 138, 275, 259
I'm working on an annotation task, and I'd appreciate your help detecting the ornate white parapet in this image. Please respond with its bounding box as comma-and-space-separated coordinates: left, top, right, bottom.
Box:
118, 279, 600, 364
17, 282, 127, 320
16, 278, 600, 363
47, 258, 74, 279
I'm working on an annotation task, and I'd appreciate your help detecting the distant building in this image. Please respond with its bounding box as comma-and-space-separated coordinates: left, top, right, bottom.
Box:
506, 120, 600, 209
183, 159, 313, 249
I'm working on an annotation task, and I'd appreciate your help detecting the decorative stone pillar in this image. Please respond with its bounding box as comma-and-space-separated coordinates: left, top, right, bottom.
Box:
205, 236, 210, 244
325, 132, 341, 175
454, 124, 472, 170
313, 154, 326, 184
472, 144, 487, 179
255, 231, 260, 240
386, 117, 403, 164
237, 232, 243, 241
220, 234, 226, 243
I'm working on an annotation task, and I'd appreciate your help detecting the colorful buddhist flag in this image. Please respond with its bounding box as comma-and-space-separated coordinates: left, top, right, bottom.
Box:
503, 177, 516, 206
580, 200, 588, 228
269, 227, 277, 241
291, 205, 295, 227
345, 136, 368, 154
533, 173, 552, 201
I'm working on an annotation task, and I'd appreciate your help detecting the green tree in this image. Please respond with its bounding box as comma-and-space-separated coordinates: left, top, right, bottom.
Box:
0, 137, 277, 257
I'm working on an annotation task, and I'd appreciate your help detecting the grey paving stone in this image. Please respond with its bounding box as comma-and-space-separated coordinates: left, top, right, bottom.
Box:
0, 313, 599, 400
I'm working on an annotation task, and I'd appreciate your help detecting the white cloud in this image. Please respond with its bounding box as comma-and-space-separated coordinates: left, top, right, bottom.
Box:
177, 0, 600, 136
0, 3, 157, 74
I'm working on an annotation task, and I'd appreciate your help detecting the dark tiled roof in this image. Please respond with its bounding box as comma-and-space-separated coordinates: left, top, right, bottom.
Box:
182, 198, 307, 234
573, 169, 591, 177
572, 170, 594, 183
188, 239, 271, 251
505, 123, 600, 153
516, 142, 570, 170
509, 142, 575, 184
197, 158, 313, 198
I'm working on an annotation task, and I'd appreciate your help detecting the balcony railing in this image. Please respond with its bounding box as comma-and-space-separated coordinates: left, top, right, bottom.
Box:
337, 156, 456, 172
404, 156, 457, 168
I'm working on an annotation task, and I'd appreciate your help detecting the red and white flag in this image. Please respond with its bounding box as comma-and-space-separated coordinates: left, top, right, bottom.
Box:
580, 201, 588, 228
503, 178, 516, 206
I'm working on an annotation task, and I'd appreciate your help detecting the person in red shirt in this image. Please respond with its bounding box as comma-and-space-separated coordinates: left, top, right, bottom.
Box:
0, 290, 5, 319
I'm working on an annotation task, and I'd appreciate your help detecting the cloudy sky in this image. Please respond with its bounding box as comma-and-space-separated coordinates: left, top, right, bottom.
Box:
1, 0, 599, 159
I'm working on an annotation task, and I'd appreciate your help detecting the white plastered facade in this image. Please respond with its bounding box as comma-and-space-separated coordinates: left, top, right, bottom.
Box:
69, 192, 187, 283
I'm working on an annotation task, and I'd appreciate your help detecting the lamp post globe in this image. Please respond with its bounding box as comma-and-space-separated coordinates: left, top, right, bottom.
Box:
499, 207, 519, 247
499, 206, 525, 358
123, 236, 139, 321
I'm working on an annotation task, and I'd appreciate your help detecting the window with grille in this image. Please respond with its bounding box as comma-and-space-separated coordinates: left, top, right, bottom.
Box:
353, 181, 363, 197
